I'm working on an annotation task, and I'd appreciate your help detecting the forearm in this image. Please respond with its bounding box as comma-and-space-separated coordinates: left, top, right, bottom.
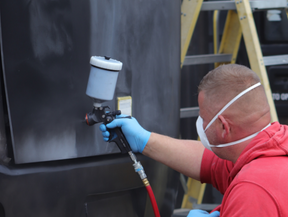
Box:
142, 132, 205, 181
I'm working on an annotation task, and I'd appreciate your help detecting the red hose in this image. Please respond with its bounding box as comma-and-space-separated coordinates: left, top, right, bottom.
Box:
145, 184, 161, 217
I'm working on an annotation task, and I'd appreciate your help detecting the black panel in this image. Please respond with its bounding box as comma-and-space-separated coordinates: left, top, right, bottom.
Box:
264, 10, 288, 43
85, 188, 147, 216
0, 1, 181, 216
0, 0, 180, 163
268, 66, 288, 117
0, 155, 179, 217
261, 44, 288, 119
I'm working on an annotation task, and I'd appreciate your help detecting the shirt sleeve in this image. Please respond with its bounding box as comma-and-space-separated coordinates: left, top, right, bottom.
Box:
221, 182, 279, 217
200, 149, 233, 194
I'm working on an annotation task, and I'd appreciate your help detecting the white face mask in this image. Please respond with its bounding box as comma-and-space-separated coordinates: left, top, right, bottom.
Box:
196, 82, 271, 151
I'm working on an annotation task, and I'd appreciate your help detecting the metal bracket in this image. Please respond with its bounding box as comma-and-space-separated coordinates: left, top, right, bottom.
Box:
183, 54, 232, 66
180, 107, 199, 118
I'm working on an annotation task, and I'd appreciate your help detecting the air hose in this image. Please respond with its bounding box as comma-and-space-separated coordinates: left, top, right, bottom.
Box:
128, 151, 161, 217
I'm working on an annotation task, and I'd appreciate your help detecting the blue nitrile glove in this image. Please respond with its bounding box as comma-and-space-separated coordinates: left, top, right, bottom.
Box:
187, 209, 220, 217
99, 116, 151, 153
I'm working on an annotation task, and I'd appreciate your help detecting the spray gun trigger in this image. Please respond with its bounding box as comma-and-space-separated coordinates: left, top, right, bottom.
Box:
112, 110, 121, 116
108, 130, 117, 141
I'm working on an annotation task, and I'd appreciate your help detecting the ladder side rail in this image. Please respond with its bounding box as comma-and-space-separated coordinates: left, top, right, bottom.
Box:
236, 0, 278, 122
215, 10, 242, 67
180, 0, 205, 209
181, 0, 204, 67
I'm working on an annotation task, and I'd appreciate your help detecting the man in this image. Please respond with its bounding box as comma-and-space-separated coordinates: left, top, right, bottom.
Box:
100, 64, 288, 216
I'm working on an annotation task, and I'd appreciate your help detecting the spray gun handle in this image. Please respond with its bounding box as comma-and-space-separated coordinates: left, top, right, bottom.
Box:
85, 106, 133, 153
108, 127, 132, 153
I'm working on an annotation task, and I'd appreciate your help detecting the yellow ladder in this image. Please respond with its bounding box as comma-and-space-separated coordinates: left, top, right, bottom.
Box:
179, 0, 287, 212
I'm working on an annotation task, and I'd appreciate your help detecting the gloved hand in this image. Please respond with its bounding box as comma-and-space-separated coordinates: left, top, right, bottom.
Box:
187, 209, 220, 217
99, 116, 151, 153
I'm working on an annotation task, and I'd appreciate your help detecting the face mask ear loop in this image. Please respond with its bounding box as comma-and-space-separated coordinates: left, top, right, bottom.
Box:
204, 82, 261, 131
209, 122, 271, 148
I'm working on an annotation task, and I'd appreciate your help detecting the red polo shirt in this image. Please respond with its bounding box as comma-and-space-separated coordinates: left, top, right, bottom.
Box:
201, 122, 288, 216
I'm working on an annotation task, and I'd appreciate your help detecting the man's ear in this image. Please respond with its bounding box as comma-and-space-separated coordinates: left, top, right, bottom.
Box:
218, 115, 230, 138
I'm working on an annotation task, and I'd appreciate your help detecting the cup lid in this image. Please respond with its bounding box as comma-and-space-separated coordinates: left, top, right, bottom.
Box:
90, 56, 123, 71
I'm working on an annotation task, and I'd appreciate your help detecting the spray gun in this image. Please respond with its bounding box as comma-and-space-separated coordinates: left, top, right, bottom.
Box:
84, 56, 159, 215
84, 57, 160, 216
84, 56, 140, 165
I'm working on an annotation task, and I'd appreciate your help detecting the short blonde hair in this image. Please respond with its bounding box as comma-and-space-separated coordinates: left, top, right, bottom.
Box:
198, 64, 269, 125
198, 64, 260, 98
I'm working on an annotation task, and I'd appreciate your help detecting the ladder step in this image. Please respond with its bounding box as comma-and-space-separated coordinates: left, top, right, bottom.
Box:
263, 55, 288, 66
173, 205, 220, 217
184, 54, 288, 67
201, 1, 237, 11
180, 107, 199, 118
172, 209, 191, 217
201, 0, 287, 11
183, 54, 232, 66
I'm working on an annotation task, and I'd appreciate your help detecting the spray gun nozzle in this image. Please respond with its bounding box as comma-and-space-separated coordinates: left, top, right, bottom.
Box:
85, 113, 97, 126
